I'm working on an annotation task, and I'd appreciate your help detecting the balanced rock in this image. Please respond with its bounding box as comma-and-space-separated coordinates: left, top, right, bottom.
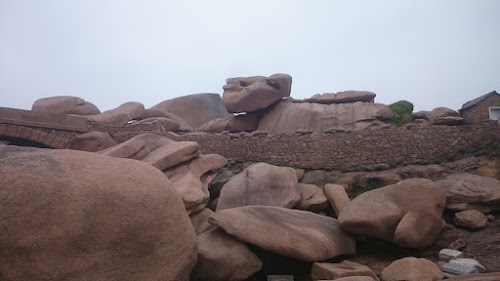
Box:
310, 260, 379, 281
338, 178, 446, 249
380, 257, 443, 281
435, 173, 500, 212
257, 99, 393, 133
454, 210, 489, 230
152, 93, 229, 128
209, 206, 356, 261
324, 183, 351, 217
32, 95, 100, 115
190, 228, 262, 281
0, 145, 197, 281
305, 91, 376, 104
88, 101, 145, 125
222, 73, 292, 113
216, 163, 301, 211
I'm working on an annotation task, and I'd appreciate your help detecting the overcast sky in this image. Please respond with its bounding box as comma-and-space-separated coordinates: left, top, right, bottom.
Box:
1, 0, 499, 112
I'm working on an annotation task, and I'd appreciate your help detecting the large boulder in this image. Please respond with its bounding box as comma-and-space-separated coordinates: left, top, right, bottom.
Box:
98, 133, 172, 160
190, 228, 262, 281
216, 162, 301, 211
209, 206, 356, 262
257, 99, 393, 133
67, 131, 117, 152
338, 178, 446, 249
0, 145, 197, 281
152, 93, 230, 128
32, 96, 100, 115
305, 91, 376, 104
222, 73, 292, 113
435, 173, 500, 212
88, 101, 145, 125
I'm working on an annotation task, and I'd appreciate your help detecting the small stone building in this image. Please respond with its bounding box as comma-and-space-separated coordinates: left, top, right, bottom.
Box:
458, 91, 500, 124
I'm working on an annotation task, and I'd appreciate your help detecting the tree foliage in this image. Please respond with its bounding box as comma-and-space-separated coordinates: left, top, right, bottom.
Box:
389, 100, 414, 126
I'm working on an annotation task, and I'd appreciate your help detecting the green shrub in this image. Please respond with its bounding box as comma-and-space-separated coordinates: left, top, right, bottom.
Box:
389, 100, 414, 127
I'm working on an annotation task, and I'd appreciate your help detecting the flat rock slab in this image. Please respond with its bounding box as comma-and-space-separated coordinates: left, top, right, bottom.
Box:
310, 260, 379, 281
209, 206, 356, 261
142, 141, 200, 171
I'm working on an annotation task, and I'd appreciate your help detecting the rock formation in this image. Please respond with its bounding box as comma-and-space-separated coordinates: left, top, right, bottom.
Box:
32, 95, 101, 115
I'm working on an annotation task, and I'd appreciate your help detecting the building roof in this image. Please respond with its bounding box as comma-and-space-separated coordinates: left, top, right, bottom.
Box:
459, 91, 499, 112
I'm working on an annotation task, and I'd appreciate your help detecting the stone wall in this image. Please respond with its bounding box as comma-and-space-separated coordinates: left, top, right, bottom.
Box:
179, 123, 500, 171
461, 94, 500, 124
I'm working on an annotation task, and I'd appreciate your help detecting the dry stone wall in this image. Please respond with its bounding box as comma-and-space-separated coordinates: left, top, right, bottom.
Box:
179, 124, 500, 171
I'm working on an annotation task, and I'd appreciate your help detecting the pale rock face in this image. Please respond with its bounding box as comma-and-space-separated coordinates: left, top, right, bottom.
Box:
216, 162, 301, 211
152, 93, 230, 128
190, 228, 262, 281
139, 107, 193, 131
197, 112, 261, 133
338, 178, 446, 249
32, 95, 101, 115
380, 257, 443, 281
222, 73, 292, 113
209, 206, 356, 262
67, 131, 117, 152
414, 106, 460, 124
0, 145, 197, 281
257, 99, 393, 133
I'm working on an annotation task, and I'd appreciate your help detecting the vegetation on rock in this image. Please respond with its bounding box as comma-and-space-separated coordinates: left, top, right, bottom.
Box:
389, 100, 414, 127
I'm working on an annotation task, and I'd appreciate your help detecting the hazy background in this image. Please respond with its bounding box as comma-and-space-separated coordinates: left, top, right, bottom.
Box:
1, 0, 499, 111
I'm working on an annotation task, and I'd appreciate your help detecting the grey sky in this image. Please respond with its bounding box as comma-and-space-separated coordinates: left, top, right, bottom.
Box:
1, 0, 499, 112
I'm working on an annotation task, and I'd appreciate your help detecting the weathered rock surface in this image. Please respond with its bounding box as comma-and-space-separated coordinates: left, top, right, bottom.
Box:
222, 73, 292, 113
310, 260, 379, 281
217, 163, 301, 211
32, 95, 100, 115
380, 257, 443, 281
132, 117, 180, 131
209, 206, 356, 261
98, 133, 172, 160
191, 228, 262, 281
324, 183, 351, 217
295, 183, 328, 212
454, 210, 489, 230
67, 131, 117, 152
414, 107, 460, 124
338, 178, 446, 249
165, 154, 227, 213
139, 107, 193, 131
435, 173, 500, 212
0, 145, 197, 281
88, 101, 145, 125
189, 208, 216, 235
197, 112, 261, 133
257, 99, 393, 133
432, 116, 465, 126
305, 91, 376, 104
152, 93, 229, 128
142, 141, 200, 171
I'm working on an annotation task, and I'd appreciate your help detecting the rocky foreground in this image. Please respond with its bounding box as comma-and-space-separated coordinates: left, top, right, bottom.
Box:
1, 133, 499, 281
